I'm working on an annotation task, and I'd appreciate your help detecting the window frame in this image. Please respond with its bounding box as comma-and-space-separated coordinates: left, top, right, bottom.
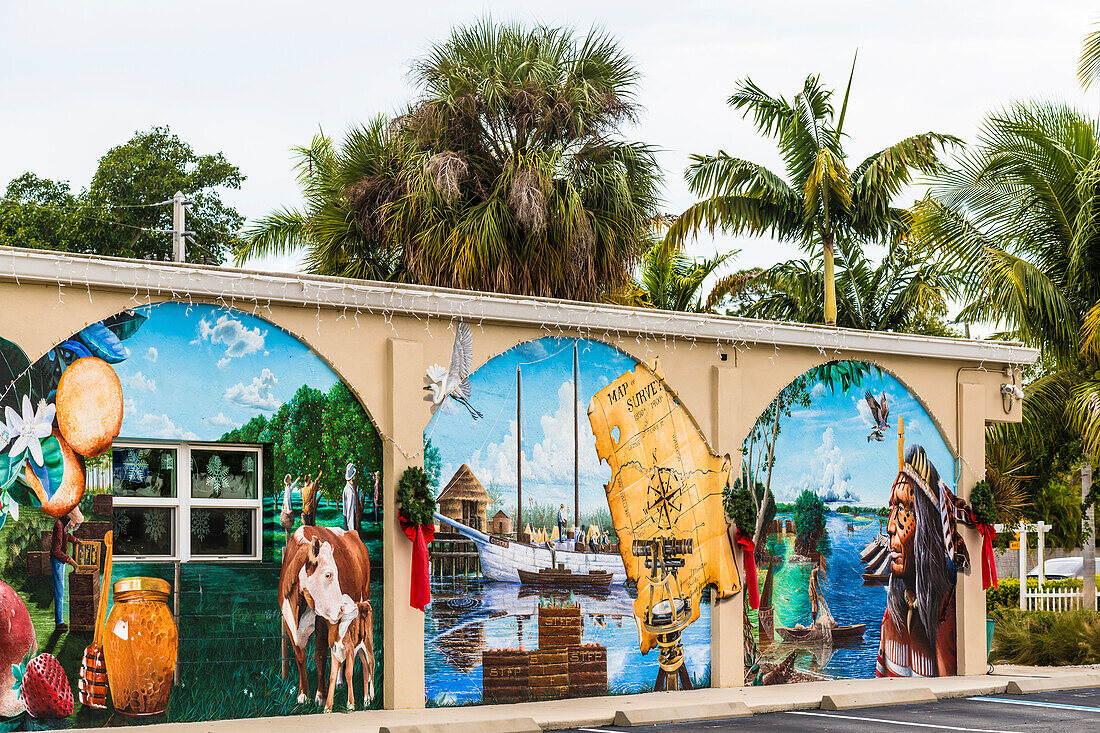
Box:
111, 439, 264, 563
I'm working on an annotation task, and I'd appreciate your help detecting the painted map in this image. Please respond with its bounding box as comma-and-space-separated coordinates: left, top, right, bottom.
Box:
588, 360, 740, 654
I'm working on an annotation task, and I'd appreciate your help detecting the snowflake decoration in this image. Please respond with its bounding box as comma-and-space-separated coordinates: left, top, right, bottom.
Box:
0, 421, 10, 449
161, 452, 174, 470
122, 450, 148, 483
205, 455, 230, 498
113, 509, 131, 537
226, 510, 247, 543
146, 510, 167, 543
192, 510, 211, 542
241, 456, 254, 474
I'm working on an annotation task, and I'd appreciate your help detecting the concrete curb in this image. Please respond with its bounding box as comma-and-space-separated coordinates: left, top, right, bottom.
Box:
613, 702, 751, 727
822, 688, 936, 711
380, 719, 541, 733
1006, 674, 1100, 694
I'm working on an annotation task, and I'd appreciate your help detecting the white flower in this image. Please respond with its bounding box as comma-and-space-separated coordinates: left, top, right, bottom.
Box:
4, 395, 56, 466
0, 491, 17, 522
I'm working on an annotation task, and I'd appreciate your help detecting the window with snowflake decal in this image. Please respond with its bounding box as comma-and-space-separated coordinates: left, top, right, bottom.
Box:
112, 446, 176, 497
192, 449, 257, 500
113, 441, 262, 561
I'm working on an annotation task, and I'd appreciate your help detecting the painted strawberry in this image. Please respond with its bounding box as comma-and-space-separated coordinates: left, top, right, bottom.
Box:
12, 653, 74, 719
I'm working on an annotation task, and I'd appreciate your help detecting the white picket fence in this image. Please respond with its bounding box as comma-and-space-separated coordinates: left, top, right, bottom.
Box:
1024, 585, 1100, 612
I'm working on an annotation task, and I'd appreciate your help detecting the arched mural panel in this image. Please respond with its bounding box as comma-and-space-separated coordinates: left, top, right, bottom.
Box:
0, 302, 383, 727
423, 334, 738, 706
743, 360, 968, 684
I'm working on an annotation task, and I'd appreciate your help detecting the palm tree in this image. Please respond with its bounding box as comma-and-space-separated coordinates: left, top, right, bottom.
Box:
613, 221, 741, 312
667, 57, 958, 325
238, 19, 661, 300
729, 239, 958, 335
912, 101, 1100, 483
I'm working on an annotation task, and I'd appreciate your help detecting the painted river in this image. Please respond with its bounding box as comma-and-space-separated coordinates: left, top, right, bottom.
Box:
752, 511, 888, 679
424, 578, 711, 705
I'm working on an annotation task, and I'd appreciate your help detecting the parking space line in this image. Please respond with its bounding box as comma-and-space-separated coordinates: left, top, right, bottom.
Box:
785, 710, 1022, 732
968, 696, 1100, 713
577, 728, 618, 732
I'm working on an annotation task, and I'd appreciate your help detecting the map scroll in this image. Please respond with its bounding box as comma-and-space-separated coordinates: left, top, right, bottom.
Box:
588, 359, 740, 655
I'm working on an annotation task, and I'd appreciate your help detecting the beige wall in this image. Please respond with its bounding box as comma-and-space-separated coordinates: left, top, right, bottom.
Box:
0, 278, 1025, 706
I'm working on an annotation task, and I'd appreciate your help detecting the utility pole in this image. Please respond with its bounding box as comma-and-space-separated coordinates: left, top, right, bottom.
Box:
1084, 464, 1096, 611
171, 191, 194, 262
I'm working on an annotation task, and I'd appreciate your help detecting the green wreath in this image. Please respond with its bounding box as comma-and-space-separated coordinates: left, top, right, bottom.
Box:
723, 482, 757, 537
969, 480, 996, 526
397, 466, 436, 527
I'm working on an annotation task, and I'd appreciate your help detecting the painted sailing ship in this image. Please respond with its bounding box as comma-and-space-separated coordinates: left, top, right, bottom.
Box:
433, 342, 628, 585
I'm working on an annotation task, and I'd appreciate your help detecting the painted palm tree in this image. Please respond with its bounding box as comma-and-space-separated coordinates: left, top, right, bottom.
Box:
666, 58, 959, 325
912, 101, 1100, 465
729, 239, 957, 335
238, 19, 661, 301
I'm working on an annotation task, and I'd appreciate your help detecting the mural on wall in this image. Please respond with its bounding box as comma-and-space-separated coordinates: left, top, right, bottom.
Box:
423, 336, 719, 706
0, 302, 383, 730
742, 360, 970, 684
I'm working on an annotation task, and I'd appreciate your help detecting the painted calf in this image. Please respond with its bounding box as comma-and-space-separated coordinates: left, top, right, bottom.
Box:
324, 596, 375, 712
278, 525, 371, 705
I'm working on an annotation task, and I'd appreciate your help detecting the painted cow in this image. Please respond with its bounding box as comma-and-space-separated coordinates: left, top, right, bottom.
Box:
278, 525, 372, 705
324, 595, 375, 712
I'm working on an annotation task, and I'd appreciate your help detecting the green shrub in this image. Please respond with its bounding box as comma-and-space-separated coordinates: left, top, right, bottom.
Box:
990, 608, 1100, 666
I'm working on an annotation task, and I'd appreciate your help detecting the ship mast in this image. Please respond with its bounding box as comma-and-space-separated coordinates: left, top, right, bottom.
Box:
574, 341, 579, 531
516, 364, 523, 538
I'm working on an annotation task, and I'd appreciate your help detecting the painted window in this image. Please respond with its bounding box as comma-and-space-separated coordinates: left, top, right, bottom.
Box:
111, 440, 263, 561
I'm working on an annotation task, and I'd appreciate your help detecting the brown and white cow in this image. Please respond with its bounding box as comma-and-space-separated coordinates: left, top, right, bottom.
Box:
278, 525, 372, 705
324, 596, 375, 712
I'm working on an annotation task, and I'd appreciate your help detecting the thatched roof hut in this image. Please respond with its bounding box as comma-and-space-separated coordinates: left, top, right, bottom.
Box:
437, 464, 491, 531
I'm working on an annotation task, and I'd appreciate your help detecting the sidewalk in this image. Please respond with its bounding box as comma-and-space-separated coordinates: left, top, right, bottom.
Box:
86, 666, 1100, 733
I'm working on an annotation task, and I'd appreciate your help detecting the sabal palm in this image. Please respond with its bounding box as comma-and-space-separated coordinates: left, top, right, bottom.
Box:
731, 239, 957, 335
667, 63, 958, 325
235, 119, 405, 281
237, 19, 661, 300
913, 101, 1100, 460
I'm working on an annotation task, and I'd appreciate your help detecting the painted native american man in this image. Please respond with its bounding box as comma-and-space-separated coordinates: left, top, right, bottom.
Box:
875, 426, 970, 678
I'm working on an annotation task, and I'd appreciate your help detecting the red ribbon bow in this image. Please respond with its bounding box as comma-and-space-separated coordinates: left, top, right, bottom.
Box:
400, 514, 435, 611
974, 518, 998, 590
735, 530, 759, 609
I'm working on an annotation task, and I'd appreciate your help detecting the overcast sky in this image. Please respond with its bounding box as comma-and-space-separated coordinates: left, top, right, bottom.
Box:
2, 1, 1097, 274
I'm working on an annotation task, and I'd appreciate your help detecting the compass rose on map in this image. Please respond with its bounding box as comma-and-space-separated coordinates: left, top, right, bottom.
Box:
646, 455, 685, 530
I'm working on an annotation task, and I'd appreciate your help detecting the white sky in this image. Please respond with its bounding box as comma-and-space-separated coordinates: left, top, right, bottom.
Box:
2, 1, 1097, 275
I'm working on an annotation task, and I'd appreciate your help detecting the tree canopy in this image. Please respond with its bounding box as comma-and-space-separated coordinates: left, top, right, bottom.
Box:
668, 59, 958, 325
237, 18, 662, 300
0, 126, 244, 264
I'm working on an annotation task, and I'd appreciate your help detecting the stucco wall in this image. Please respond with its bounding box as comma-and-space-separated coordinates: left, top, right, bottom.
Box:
0, 260, 1029, 712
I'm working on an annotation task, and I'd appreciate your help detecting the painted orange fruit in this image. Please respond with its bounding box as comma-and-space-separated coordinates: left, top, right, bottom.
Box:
55, 357, 123, 458
24, 430, 85, 518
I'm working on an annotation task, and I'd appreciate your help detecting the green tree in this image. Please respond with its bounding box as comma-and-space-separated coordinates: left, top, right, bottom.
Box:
792, 489, 827, 555
0, 126, 244, 264
728, 238, 958, 335
238, 18, 661, 300
613, 231, 741, 312
423, 438, 442, 494
321, 382, 382, 490
912, 100, 1100, 521
667, 58, 958, 325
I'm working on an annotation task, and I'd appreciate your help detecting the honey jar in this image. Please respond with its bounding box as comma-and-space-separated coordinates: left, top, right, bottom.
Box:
103, 577, 178, 716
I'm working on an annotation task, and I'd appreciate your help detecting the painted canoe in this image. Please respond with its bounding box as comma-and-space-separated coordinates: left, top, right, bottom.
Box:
517, 567, 614, 590
776, 623, 866, 642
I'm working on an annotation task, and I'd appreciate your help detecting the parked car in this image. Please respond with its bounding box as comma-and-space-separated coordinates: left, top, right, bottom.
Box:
1027, 557, 1084, 580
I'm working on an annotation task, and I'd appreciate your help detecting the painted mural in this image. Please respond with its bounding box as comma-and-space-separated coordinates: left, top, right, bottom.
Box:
742, 360, 971, 684
0, 302, 382, 730
423, 334, 734, 705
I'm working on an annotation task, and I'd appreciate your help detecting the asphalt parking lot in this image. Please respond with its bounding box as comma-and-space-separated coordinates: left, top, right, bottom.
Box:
565, 686, 1100, 732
